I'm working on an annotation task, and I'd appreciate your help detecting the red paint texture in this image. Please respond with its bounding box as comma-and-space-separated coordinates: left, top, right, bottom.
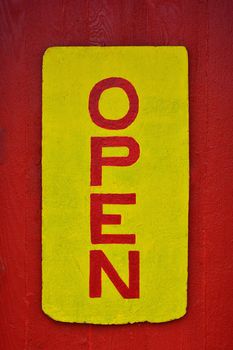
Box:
0, 1, 233, 349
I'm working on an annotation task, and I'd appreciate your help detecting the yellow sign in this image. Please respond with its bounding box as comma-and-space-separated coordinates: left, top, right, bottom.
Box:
42, 46, 189, 324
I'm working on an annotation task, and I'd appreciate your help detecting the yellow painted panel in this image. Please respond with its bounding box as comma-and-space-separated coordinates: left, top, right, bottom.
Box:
42, 46, 189, 324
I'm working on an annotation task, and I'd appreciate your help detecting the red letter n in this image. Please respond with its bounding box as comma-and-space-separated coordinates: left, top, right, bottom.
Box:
89, 250, 140, 298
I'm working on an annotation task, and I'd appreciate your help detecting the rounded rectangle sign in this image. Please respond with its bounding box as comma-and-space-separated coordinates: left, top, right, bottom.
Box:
42, 46, 189, 324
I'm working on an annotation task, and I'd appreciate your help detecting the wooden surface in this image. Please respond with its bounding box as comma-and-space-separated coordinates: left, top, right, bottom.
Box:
0, 0, 233, 349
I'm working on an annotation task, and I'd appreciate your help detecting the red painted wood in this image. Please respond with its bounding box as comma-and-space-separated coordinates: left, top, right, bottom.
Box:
1, 1, 233, 349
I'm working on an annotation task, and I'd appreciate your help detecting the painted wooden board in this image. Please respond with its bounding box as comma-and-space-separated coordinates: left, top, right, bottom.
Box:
1, 0, 233, 349
42, 46, 189, 324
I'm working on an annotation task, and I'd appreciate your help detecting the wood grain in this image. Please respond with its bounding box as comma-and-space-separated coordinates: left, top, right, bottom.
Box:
0, 0, 233, 349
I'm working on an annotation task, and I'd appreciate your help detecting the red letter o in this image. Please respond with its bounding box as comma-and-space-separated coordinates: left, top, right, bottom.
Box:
89, 77, 139, 130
